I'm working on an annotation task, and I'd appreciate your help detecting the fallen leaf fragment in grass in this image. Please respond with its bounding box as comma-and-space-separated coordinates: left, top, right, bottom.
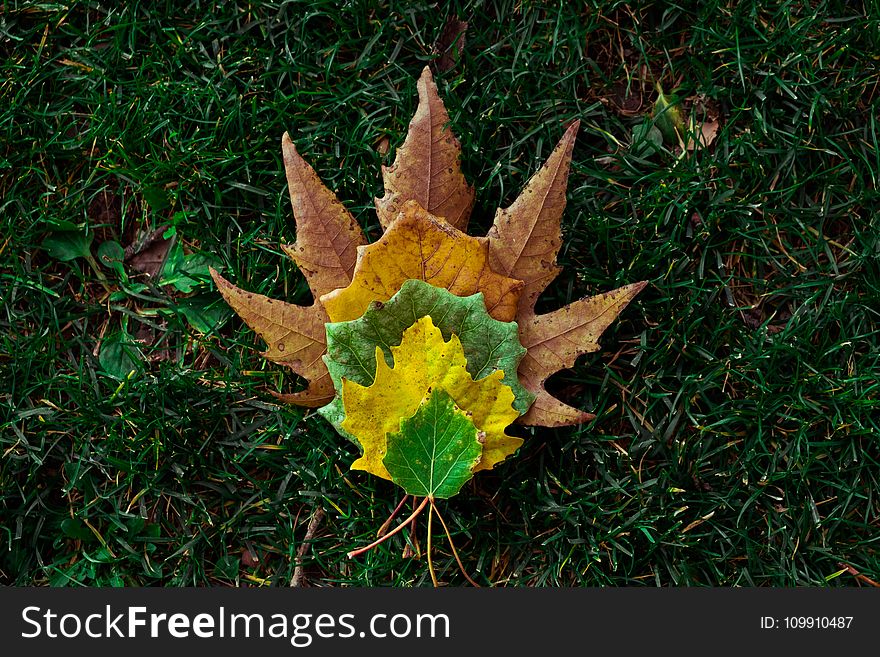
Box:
432, 18, 468, 73
653, 83, 685, 146
686, 119, 720, 151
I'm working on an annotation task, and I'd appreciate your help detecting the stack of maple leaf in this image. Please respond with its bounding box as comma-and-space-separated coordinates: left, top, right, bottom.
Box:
212, 68, 645, 502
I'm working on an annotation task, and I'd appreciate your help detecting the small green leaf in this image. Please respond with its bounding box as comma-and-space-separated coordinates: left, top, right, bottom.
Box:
60, 518, 92, 541
125, 516, 145, 534
630, 120, 663, 157
160, 242, 218, 293
42, 230, 94, 262
383, 388, 484, 499
142, 185, 170, 211
214, 554, 240, 580
99, 331, 144, 380
653, 84, 685, 145
96, 240, 126, 279
41, 219, 81, 231
175, 293, 230, 333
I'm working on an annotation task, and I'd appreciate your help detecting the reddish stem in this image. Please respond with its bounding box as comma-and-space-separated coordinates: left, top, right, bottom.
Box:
432, 501, 481, 587
375, 495, 410, 538
347, 496, 429, 559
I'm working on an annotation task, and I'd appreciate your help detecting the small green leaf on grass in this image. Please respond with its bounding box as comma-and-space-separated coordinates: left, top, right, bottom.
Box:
99, 331, 144, 380
60, 518, 92, 541
96, 240, 126, 279
176, 293, 230, 333
383, 388, 484, 499
42, 230, 94, 262
653, 83, 685, 145
630, 120, 664, 156
142, 185, 170, 211
161, 241, 219, 293
214, 554, 240, 580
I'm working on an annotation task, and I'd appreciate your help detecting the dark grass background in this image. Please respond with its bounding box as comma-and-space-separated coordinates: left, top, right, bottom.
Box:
2, 0, 879, 586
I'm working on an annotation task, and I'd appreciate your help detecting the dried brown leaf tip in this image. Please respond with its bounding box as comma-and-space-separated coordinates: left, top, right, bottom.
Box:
375, 67, 475, 232
432, 18, 468, 73
215, 67, 647, 427
279, 133, 367, 297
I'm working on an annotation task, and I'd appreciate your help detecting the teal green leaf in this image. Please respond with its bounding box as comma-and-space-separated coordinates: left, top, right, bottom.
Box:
318, 279, 534, 439
383, 388, 484, 499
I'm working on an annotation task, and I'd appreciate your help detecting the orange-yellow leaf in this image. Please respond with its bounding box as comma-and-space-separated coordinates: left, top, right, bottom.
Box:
487, 121, 579, 319
341, 316, 521, 481
279, 133, 367, 298
374, 67, 475, 232
320, 200, 524, 323
211, 268, 333, 406
517, 282, 647, 426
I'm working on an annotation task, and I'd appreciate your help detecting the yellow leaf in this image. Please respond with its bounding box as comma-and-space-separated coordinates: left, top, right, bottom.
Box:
321, 200, 524, 323
341, 316, 521, 480
375, 66, 475, 232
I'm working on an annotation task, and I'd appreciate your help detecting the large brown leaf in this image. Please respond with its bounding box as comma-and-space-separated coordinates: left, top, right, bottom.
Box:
279, 133, 366, 298
374, 67, 475, 232
211, 269, 333, 407
487, 121, 579, 319
485, 121, 646, 426
516, 282, 647, 426
320, 200, 524, 323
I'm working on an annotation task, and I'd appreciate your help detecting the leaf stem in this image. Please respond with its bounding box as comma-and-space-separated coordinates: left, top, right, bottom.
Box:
427, 500, 438, 587
85, 252, 112, 292
432, 501, 480, 587
376, 494, 410, 538
347, 496, 429, 559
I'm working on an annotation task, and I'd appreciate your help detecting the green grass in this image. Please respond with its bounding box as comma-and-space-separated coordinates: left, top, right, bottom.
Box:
2, 0, 879, 586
